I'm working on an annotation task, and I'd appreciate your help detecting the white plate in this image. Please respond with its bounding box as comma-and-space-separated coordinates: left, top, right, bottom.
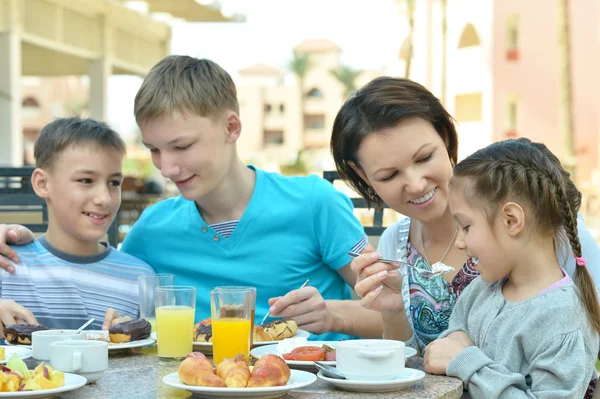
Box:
250, 341, 417, 370
0, 372, 87, 398
0, 345, 32, 364
162, 369, 317, 398
85, 331, 155, 350
317, 368, 425, 393
151, 329, 311, 354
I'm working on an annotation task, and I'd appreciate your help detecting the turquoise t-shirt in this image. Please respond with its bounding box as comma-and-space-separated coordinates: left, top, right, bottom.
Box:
121, 166, 366, 341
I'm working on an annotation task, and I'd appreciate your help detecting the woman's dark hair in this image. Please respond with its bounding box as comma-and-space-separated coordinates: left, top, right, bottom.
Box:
331, 76, 458, 209
451, 138, 599, 334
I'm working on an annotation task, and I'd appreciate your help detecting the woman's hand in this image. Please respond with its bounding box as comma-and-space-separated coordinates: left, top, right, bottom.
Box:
0, 299, 39, 338
0, 224, 36, 273
351, 248, 404, 312
267, 286, 333, 334
423, 334, 473, 375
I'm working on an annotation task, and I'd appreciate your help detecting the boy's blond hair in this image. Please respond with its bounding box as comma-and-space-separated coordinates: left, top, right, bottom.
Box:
134, 56, 239, 124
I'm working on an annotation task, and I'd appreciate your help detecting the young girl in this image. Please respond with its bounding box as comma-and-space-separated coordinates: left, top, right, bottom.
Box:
424, 138, 600, 398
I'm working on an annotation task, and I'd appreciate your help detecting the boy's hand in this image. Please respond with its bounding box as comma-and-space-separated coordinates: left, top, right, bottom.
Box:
423, 337, 471, 375
0, 299, 39, 338
267, 286, 332, 334
0, 224, 36, 273
102, 308, 132, 330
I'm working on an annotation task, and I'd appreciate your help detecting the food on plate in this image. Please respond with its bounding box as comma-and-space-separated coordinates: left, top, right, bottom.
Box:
109, 318, 151, 343
282, 344, 336, 361
247, 354, 291, 387
215, 354, 251, 388
178, 352, 291, 388
178, 352, 226, 387
193, 318, 299, 343
0, 347, 4, 361
0, 354, 64, 392
4, 324, 49, 345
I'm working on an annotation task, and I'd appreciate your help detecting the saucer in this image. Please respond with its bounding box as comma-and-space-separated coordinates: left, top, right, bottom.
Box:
316, 368, 425, 393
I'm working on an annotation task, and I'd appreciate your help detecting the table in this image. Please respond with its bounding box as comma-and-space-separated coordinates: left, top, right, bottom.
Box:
24, 347, 463, 399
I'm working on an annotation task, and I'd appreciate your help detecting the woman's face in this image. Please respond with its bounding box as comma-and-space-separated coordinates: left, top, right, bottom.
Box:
354, 117, 453, 224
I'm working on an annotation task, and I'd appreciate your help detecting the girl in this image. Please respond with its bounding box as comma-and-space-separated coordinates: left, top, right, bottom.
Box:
424, 138, 600, 398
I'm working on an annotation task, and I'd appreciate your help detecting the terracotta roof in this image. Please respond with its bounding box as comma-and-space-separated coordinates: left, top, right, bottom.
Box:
293, 39, 342, 54
238, 63, 282, 76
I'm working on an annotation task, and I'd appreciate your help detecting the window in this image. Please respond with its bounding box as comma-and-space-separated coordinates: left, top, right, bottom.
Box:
305, 114, 325, 130
306, 88, 324, 98
279, 104, 285, 113
506, 13, 520, 61
505, 93, 518, 138
263, 130, 284, 145
454, 93, 483, 122
458, 23, 481, 48
264, 104, 272, 113
22, 96, 41, 119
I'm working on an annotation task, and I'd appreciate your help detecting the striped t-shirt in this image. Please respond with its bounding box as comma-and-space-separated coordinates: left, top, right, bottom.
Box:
2, 236, 155, 330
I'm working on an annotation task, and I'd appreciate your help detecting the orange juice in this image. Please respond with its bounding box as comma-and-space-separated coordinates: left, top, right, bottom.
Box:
212, 317, 252, 364
156, 305, 194, 358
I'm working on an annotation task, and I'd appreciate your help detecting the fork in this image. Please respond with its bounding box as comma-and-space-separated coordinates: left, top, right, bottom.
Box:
348, 251, 443, 279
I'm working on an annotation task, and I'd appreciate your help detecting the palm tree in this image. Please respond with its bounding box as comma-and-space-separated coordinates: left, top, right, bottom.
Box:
404, 0, 416, 78
330, 65, 362, 97
440, 0, 447, 106
288, 51, 312, 150
556, 0, 577, 179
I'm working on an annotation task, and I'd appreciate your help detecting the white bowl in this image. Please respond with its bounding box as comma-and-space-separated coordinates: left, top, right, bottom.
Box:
32, 329, 86, 361
335, 339, 405, 381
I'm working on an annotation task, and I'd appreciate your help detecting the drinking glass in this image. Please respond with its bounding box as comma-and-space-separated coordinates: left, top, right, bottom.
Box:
155, 286, 196, 359
138, 274, 174, 332
210, 286, 256, 364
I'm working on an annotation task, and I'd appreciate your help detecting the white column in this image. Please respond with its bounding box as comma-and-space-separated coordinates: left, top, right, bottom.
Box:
88, 58, 111, 122
0, 31, 23, 166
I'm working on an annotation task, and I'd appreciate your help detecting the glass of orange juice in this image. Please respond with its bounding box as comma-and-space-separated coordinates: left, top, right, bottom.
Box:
155, 286, 196, 359
210, 286, 256, 364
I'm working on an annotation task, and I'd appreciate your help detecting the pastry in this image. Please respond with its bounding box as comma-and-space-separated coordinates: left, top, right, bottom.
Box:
108, 318, 151, 343
178, 352, 226, 387
247, 354, 290, 387
215, 354, 251, 387
4, 324, 49, 345
193, 318, 213, 342
260, 320, 298, 341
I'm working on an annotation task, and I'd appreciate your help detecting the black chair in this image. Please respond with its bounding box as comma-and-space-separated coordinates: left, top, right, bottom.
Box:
0, 167, 118, 247
323, 170, 386, 236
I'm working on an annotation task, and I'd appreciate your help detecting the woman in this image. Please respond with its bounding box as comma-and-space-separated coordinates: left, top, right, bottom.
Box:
330, 76, 600, 353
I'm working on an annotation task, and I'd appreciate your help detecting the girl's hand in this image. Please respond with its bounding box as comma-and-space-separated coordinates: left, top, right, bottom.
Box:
351, 248, 404, 312
423, 336, 472, 374
0, 224, 35, 273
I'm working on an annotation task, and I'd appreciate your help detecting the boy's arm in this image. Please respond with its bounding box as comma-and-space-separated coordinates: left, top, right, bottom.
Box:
0, 299, 39, 338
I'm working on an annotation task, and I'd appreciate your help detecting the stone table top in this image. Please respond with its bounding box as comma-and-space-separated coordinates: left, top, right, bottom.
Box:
24, 347, 463, 399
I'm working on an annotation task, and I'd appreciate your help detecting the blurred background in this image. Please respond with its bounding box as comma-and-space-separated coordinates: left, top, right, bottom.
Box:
0, 0, 599, 244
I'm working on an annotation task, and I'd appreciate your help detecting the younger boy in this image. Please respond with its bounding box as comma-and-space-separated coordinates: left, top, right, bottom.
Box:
0, 118, 154, 334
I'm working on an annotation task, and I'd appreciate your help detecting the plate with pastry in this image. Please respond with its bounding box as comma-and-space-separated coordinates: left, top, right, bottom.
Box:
193, 318, 309, 346
163, 352, 317, 398
0, 345, 32, 364
251, 338, 418, 371
86, 318, 155, 350
4, 324, 50, 346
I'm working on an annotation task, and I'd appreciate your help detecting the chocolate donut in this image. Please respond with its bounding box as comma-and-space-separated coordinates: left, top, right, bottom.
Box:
4, 324, 49, 345
109, 318, 151, 343
193, 318, 213, 342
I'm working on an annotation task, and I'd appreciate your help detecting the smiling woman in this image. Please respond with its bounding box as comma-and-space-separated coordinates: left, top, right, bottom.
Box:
330, 76, 600, 359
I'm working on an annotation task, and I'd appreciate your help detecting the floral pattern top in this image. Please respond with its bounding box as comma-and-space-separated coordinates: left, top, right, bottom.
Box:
406, 242, 478, 347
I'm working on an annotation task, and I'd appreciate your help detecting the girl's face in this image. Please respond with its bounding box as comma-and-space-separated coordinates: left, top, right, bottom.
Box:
354, 117, 453, 224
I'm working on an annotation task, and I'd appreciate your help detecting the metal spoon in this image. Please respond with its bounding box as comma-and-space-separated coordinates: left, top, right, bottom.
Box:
73, 318, 95, 335
348, 252, 446, 279
314, 361, 346, 379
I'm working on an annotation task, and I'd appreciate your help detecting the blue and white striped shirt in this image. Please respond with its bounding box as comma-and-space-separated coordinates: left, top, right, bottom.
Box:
2, 236, 155, 330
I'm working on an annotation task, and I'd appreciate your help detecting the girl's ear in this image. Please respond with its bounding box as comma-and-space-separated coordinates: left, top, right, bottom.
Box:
31, 168, 50, 199
500, 202, 526, 237
348, 161, 369, 184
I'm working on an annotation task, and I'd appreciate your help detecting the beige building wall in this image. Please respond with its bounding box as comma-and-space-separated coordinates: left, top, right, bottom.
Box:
394, 0, 600, 185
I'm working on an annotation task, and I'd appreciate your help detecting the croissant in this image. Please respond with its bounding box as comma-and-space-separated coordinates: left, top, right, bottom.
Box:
215, 354, 251, 387
247, 354, 291, 387
178, 352, 226, 387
